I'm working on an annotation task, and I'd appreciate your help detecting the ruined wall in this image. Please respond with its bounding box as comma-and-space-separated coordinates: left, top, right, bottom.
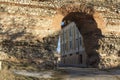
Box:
0, 0, 62, 70
93, 3, 120, 69
0, 2, 59, 39
0, 0, 119, 69
60, 1, 120, 69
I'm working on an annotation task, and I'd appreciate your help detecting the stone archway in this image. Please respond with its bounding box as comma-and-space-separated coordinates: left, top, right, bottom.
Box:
56, 2, 120, 69
59, 4, 104, 68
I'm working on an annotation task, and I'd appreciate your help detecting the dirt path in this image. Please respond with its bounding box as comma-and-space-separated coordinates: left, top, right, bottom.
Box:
59, 67, 120, 80
12, 68, 120, 80
13, 70, 53, 79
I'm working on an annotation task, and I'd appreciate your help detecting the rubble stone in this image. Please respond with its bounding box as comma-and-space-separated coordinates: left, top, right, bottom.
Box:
0, 0, 119, 69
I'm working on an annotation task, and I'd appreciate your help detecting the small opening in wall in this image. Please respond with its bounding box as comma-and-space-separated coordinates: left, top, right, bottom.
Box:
76, 52, 79, 54
79, 54, 82, 64
63, 58, 65, 64
63, 55, 67, 57
70, 54, 72, 56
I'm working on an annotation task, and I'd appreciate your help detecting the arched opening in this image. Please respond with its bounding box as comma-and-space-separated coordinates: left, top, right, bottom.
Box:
60, 8, 103, 67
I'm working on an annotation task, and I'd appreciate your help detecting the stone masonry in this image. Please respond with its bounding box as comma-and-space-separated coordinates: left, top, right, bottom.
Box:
0, 0, 119, 69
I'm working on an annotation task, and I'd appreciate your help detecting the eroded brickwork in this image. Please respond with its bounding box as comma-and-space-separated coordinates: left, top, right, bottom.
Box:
0, 0, 119, 69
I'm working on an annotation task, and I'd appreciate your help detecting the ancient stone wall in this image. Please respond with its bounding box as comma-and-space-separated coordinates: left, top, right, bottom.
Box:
0, 1, 60, 39
0, 0, 61, 70
0, 0, 119, 69
59, 1, 120, 69
98, 33, 120, 69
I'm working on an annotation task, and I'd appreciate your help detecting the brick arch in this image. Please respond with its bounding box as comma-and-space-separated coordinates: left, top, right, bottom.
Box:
59, 3, 106, 31
59, 3, 95, 16
59, 4, 105, 67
